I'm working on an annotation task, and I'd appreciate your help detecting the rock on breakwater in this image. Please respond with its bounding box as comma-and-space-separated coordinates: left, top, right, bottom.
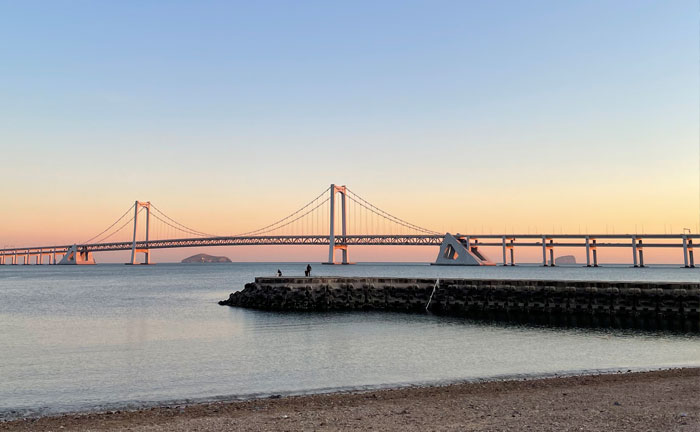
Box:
219, 277, 700, 331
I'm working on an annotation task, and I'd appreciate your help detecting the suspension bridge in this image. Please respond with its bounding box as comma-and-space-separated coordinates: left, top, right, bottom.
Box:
0, 184, 698, 267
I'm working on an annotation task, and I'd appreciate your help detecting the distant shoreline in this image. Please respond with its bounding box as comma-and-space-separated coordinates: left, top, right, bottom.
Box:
3, 368, 698, 431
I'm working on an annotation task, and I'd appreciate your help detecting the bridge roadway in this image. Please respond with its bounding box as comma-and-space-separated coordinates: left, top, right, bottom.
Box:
0, 235, 444, 257
1, 233, 699, 256
77, 233, 700, 252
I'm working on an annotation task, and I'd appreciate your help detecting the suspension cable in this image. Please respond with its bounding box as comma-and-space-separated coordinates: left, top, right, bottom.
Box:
345, 189, 439, 234
232, 186, 331, 236
89, 208, 144, 244
149, 212, 209, 238
150, 204, 216, 237
243, 197, 329, 236
82, 205, 136, 244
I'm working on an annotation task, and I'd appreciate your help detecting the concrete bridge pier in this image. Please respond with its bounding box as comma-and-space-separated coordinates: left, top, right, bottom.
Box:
688, 239, 695, 268
501, 237, 507, 266
500, 237, 515, 266
592, 239, 599, 267
683, 236, 694, 268
541, 236, 547, 266
128, 201, 152, 265
548, 239, 555, 266
585, 237, 591, 267
509, 238, 515, 266
325, 184, 351, 265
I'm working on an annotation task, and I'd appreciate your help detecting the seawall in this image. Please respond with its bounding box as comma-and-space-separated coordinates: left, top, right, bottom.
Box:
219, 277, 700, 331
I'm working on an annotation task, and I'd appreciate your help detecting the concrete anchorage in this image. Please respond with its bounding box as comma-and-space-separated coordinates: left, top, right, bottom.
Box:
433, 233, 494, 266
58, 245, 96, 265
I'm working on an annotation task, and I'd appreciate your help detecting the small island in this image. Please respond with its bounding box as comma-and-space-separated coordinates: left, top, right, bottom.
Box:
554, 255, 577, 265
181, 253, 232, 263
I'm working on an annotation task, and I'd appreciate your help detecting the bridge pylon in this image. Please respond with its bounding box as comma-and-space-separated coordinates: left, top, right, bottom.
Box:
325, 184, 352, 265
128, 201, 151, 265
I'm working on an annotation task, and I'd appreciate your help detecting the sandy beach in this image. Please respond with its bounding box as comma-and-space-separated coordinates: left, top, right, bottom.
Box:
2, 368, 698, 431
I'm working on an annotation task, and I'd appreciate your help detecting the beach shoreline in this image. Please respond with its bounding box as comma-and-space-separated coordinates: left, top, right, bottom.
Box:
2, 367, 698, 431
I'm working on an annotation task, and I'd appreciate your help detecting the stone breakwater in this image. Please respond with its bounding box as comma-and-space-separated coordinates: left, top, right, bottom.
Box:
219, 277, 700, 331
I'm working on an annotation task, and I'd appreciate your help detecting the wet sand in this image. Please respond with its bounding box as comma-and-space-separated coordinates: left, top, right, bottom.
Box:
2, 368, 699, 431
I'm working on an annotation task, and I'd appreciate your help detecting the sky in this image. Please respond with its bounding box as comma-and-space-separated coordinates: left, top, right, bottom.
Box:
1, 0, 699, 263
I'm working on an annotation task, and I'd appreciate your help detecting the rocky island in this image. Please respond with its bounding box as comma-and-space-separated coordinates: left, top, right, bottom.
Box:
181, 253, 232, 263
554, 254, 577, 265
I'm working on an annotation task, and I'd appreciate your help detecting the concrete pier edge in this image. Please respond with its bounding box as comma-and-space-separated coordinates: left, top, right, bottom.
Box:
220, 277, 700, 332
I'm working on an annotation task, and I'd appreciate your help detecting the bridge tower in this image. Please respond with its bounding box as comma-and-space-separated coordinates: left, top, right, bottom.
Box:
326, 184, 350, 265
129, 201, 151, 265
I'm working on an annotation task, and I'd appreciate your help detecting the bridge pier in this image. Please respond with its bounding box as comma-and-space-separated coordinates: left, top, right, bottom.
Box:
128, 201, 152, 265
549, 239, 555, 266
500, 237, 516, 266
541, 236, 547, 266
688, 239, 695, 268
509, 239, 515, 266
592, 239, 599, 267
325, 184, 351, 265
501, 237, 507, 266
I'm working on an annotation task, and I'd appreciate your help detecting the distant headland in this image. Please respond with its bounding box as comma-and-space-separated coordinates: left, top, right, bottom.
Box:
181, 253, 232, 263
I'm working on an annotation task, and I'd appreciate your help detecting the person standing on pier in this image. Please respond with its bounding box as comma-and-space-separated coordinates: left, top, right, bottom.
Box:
305, 264, 312, 277
277, 269, 282, 277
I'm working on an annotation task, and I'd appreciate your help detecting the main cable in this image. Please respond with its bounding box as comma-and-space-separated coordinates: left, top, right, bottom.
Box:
82, 205, 136, 244
232, 186, 331, 237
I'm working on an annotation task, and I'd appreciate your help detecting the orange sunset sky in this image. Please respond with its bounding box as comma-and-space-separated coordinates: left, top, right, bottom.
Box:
1, 1, 699, 264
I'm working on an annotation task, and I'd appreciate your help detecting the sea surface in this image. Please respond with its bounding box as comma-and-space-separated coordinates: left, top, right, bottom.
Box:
0, 263, 699, 420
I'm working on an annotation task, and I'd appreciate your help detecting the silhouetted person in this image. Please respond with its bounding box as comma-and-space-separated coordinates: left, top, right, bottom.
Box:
277, 269, 282, 277
305, 264, 312, 277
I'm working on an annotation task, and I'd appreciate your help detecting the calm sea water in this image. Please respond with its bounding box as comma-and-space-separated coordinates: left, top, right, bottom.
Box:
0, 263, 699, 419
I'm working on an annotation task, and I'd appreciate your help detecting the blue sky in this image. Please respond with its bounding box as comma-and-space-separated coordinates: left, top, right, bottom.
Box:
1, 1, 699, 256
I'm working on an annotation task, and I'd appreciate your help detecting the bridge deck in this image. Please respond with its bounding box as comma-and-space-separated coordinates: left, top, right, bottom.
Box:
1, 233, 698, 255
